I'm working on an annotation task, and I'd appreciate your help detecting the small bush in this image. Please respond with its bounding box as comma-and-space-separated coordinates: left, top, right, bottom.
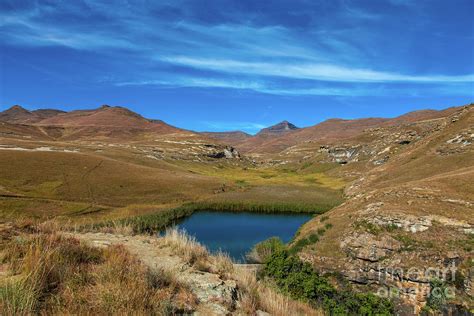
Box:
211, 250, 234, 279
320, 215, 329, 222
246, 237, 286, 263
354, 220, 381, 235
426, 279, 449, 311
289, 233, 320, 254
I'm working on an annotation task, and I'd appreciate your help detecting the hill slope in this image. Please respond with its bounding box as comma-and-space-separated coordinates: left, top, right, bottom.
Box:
295, 104, 473, 313
232, 106, 465, 154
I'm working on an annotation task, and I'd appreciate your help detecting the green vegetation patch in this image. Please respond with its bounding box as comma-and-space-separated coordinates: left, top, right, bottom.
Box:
90, 204, 196, 234
394, 234, 434, 252
246, 237, 286, 263
264, 250, 394, 315
290, 222, 333, 254
185, 201, 328, 214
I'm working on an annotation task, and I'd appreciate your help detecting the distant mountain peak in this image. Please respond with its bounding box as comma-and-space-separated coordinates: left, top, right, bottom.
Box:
257, 120, 299, 136
0, 105, 35, 123
7, 105, 29, 112
273, 120, 298, 130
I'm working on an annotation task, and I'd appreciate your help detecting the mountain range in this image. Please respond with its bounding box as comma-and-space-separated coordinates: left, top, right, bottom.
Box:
0, 104, 464, 153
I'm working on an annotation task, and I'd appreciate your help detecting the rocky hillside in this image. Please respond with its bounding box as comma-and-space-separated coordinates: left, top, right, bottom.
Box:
294, 104, 473, 314
218, 106, 465, 155
0, 104, 244, 160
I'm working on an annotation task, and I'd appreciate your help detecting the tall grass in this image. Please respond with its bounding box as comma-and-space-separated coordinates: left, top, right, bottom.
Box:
185, 201, 334, 214
87, 204, 196, 234
161, 228, 209, 265
0, 231, 196, 315
87, 200, 334, 235
233, 266, 322, 316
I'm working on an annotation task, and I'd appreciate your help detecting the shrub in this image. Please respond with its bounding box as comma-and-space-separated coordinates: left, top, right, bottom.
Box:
289, 234, 319, 254
247, 237, 286, 263
320, 215, 329, 222
426, 279, 449, 311
264, 250, 394, 315
354, 220, 381, 235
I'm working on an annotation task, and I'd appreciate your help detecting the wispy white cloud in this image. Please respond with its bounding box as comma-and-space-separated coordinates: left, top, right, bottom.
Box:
116, 78, 265, 90
115, 76, 473, 97
160, 56, 474, 83
115, 77, 368, 96
0, 12, 136, 50
1, 0, 473, 99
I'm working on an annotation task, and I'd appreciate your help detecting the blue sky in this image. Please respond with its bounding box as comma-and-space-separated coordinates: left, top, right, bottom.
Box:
0, 0, 473, 133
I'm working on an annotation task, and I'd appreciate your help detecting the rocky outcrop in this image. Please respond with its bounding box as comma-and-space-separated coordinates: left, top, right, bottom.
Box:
341, 232, 401, 262
207, 146, 241, 159
182, 273, 237, 314
319, 145, 360, 164
357, 202, 474, 234
437, 127, 473, 155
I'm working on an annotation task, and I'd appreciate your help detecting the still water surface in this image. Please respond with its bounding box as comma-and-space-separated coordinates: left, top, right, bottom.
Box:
176, 211, 312, 262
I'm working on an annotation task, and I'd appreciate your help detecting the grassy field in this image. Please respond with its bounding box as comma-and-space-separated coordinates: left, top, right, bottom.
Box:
170, 160, 346, 190
0, 146, 345, 228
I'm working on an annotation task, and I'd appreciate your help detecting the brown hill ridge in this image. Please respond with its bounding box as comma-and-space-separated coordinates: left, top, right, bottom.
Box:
0, 103, 467, 150
0, 105, 65, 124
229, 106, 466, 154
0, 104, 185, 139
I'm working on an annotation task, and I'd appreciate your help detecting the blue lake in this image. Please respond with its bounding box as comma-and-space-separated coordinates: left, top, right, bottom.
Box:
176, 211, 312, 262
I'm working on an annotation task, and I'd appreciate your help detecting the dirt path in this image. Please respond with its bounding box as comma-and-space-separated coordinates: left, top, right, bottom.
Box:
67, 232, 241, 315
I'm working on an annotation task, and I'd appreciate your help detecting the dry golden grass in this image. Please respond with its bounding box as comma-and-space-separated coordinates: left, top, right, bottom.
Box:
0, 148, 344, 227
233, 266, 323, 316
0, 223, 325, 315
0, 149, 220, 218
209, 250, 234, 279
161, 228, 209, 265
0, 228, 197, 315
160, 228, 322, 315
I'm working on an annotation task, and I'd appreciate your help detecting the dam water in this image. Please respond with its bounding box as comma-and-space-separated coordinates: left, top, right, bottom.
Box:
176, 211, 312, 262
